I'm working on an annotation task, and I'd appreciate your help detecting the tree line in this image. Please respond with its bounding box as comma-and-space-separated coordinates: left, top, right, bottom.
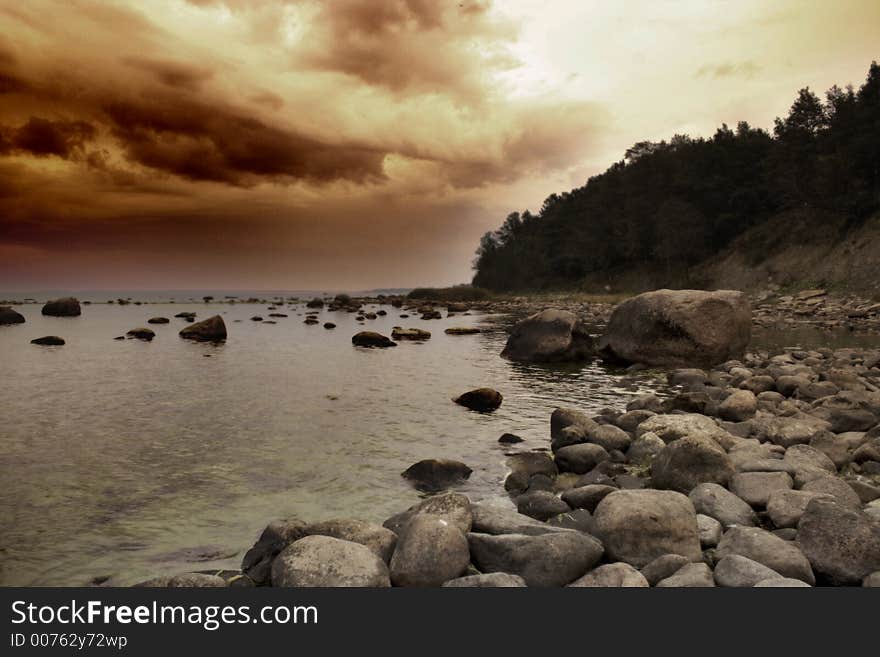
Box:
472, 62, 880, 291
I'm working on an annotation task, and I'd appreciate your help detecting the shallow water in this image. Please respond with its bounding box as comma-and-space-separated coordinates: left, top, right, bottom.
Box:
0, 298, 664, 586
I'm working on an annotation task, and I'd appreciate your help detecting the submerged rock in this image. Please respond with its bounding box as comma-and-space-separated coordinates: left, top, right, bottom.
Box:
453, 388, 503, 412
0, 306, 25, 324
501, 309, 595, 362
126, 327, 155, 341
179, 315, 227, 342
401, 459, 472, 491
391, 327, 431, 340
31, 335, 64, 346
147, 317, 169, 324
42, 297, 81, 317
445, 327, 481, 335
598, 289, 750, 367
351, 331, 396, 348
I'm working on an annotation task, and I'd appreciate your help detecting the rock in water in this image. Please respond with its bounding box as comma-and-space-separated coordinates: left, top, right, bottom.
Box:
501, 309, 595, 362
445, 327, 481, 335
351, 331, 396, 348
41, 297, 81, 317
453, 388, 503, 412
391, 327, 431, 340
126, 327, 155, 341
271, 536, 390, 587
401, 459, 472, 491
592, 489, 702, 567
0, 306, 25, 324
31, 335, 65, 346
597, 289, 750, 367
147, 317, 169, 324
179, 315, 226, 342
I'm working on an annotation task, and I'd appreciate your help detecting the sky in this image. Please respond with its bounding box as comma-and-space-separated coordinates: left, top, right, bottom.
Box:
1, 0, 878, 291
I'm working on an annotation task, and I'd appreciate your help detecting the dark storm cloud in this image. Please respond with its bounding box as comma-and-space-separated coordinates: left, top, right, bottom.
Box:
0, 117, 97, 159
122, 56, 215, 91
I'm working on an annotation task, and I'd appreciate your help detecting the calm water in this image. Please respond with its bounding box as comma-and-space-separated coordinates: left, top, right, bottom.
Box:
0, 296, 665, 586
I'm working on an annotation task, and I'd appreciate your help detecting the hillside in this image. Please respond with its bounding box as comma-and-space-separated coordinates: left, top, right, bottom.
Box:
471, 62, 880, 298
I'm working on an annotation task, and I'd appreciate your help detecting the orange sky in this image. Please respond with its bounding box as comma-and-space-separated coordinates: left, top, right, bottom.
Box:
1, 0, 878, 290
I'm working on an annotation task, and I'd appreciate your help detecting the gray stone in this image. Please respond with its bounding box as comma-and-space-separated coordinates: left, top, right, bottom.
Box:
714, 555, 782, 587
442, 573, 526, 587
801, 475, 862, 509
636, 413, 738, 450
754, 577, 811, 587
569, 563, 649, 587
766, 489, 834, 529
719, 390, 758, 422
554, 443, 610, 474
626, 432, 666, 465
135, 573, 226, 587
501, 309, 595, 362
469, 501, 566, 536
0, 306, 25, 325
241, 518, 309, 585
179, 315, 226, 342
715, 526, 815, 584
561, 485, 616, 512
389, 515, 470, 587
588, 424, 632, 452
655, 562, 716, 587
42, 297, 81, 317
729, 471, 793, 508
688, 483, 757, 528
652, 435, 734, 493
306, 519, 397, 563
515, 491, 571, 521
640, 554, 690, 586
697, 514, 722, 548
271, 536, 390, 587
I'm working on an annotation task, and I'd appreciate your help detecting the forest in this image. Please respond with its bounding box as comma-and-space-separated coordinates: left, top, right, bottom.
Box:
472, 62, 880, 292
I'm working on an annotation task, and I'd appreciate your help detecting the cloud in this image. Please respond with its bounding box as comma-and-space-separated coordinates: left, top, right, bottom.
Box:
122, 56, 214, 91
696, 60, 762, 79
0, 117, 97, 159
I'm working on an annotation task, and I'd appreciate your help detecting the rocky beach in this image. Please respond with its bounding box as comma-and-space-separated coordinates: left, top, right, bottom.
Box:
9, 287, 870, 588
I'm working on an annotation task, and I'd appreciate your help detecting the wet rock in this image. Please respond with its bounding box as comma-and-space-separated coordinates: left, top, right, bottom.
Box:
569, 562, 649, 587
389, 515, 470, 587
555, 443, 610, 474
551, 407, 599, 442
401, 459, 472, 491
592, 489, 702, 567
688, 482, 757, 528
467, 531, 604, 587
615, 409, 655, 433
0, 306, 25, 324
715, 526, 814, 584
588, 424, 632, 452
42, 297, 81, 317
729, 471, 793, 508
796, 498, 880, 585
391, 327, 431, 340
271, 536, 390, 587
31, 336, 64, 345
598, 289, 750, 368
126, 327, 155, 341
714, 555, 783, 587
453, 388, 503, 412
179, 315, 227, 342
351, 331, 396, 348
305, 519, 397, 563
501, 309, 596, 362
305, 298, 324, 308
442, 573, 526, 587
323, 322, 336, 329
655, 562, 715, 587
651, 435, 734, 493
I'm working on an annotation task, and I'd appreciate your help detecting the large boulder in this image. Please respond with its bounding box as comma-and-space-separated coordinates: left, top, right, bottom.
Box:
179, 315, 227, 342
469, 501, 564, 536
401, 459, 472, 492
597, 289, 750, 368
796, 498, 880, 585
467, 531, 604, 587
715, 526, 815, 584
592, 489, 702, 567
41, 297, 81, 317
389, 516, 470, 587
501, 309, 595, 362
651, 435, 734, 493
271, 536, 390, 587
383, 493, 472, 536
0, 306, 25, 324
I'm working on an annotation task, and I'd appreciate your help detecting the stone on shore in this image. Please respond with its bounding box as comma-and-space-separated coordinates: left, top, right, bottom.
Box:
469, 501, 565, 536
554, 443, 610, 474
636, 413, 738, 450
729, 471, 793, 508
715, 526, 815, 584
753, 577, 811, 587
592, 489, 702, 567
515, 491, 571, 521
179, 315, 227, 342
271, 536, 390, 587
42, 297, 81, 317
597, 289, 750, 367
401, 459, 472, 491
241, 518, 309, 585
714, 555, 783, 587
389, 515, 470, 587
0, 306, 25, 324
718, 390, 758, 421
453, 388, 502, 412
31, 336, 64, 346
351, 331, 396, 348
135, 573, 226, 587
651, 435, 734, 493
688, 482, 757, 528
383, 493, 473, 536
305, 519, 397, 563
640, 554, 690, 586
467, 531, 603, 587
501, 309, 595, 362
442, 573, 526, 587
766, 489, 833, 529
569, 562, 649, 587
655, 562, 716, 587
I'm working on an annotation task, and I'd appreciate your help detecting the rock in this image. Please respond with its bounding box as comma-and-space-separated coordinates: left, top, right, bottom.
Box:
147, 317, 169, 324
554, 443, 610, 474
389, 515, 470, 587
716, 526, 815, 584
383, 493, 473, 536
697, 514, 722, 548
561, 485, 616, 512
516, 491, 570, 521
391, 327, 431, 340
636, 413, 737, 450
305, 298, 324, 308
718, 390, 758, 421
467, 531, 604, 587
616, 409, 655, 433
655, 563, 715, 587
42, 297, 81, 317
0, 306, 25, 324
442, 573, 526, 587
323, 322, 336, 329
179, 315, 226, 342
626, 432, 666, 465
174, 312, 196, 319
445, 327, 481, 335
796, 498, 880, 585
453, 388, 502, 412
241, 518, 310, 585
766, 489, 834, 529
401, 459, 472, 492
30, 336, 64, 346
783, 444, 837, 478
688, 483, 757, 528
305, 519, 397, 563
569, 563, 649, 587
863, 572, 880, 587
597, 289, 750, 368
729, 472, 793, 508
753, 577, 811, 587
651, 435, 734, 493
271, 536, 390, 587
351, 331, 396, 348
470, 501, 564, 536
801, 475, 862, 509
545, 508, 594, 533
501, 309, 595, 362
135, 573, 226, 587
809, 432, 853, 469
640, 554, 690, 586
551, 407, 599, 442
714, 555, 783, 587
498, 433, 524, 444
506, 452, 558, 479
126, 327, 155, 341
588, 424, 632, 452
593, 489, 702, 567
